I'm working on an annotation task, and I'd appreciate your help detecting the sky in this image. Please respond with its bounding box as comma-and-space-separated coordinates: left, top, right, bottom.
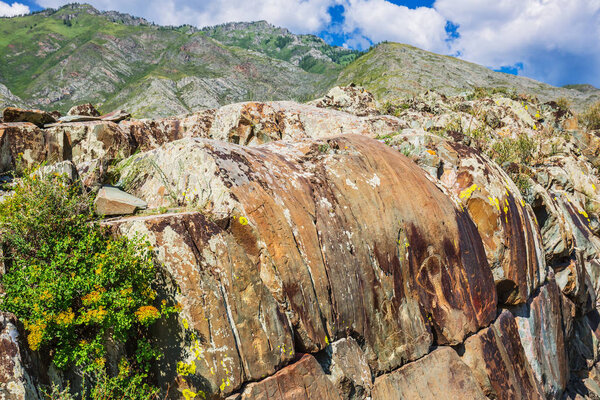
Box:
1, 0, 599, 88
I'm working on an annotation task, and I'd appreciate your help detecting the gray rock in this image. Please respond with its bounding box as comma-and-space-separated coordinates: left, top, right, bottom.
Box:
94, 186, 147, 216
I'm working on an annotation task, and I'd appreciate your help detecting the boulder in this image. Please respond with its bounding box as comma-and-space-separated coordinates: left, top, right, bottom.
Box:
371, 347, 487, 399
309, 85, 380, 117
461, 310, 545, 399
228, 354, 342, 400
512, 279, 569, 399
45, 121, 135, 165
390, 132, 546, 305
0, 123, 46, 174
66, 103, 100, 117
94, 186, 147, 216
111, 134, 497, 397
2, 107, 56, 127
55, 115, 102, 124
35, 160, 79, 183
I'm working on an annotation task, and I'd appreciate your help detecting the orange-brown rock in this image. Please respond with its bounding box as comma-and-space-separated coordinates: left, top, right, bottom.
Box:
371, 347, 487, 399
115, 134, 497, 387
390, 132, 546, 305
227, 354, 342, 400
0, 123, 46, 173
2, 107, 56, 127
462, 310, 545, 399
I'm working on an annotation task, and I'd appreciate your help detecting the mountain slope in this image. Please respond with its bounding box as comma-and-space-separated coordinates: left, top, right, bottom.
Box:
0, 4, 349, 117
337, 43, 600, 111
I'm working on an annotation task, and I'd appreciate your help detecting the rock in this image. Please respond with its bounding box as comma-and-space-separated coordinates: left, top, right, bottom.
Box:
309, 85, 380, 117
66, 103, 100, 117
2, 107, 56, 128
232, 354, 342, 400
318, 338, 372, 399
115, 135, 497, 374
0, 312, 39, 400
35, 160, 79, 183
45, 121, 135, 165
389, 132, 546, 305
55, 115, 102, 124
371, 347, 487, 399
94, 186, 147, 216
462, 310, 545, 399
512, 279, 569, 399
108, 212, 296, 397
0, 123, 46, 174
100, 109, 130, 123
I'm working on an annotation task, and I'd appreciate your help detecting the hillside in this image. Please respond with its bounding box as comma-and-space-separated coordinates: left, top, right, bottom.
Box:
1, 4, 599, 118
0, 4, 351, 117
337, 42, 600, 111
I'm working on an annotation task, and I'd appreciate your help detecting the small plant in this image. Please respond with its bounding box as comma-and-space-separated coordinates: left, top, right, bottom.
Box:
580, 101, 600, 130
555, 97, 572, 112
0, 171, 177, 398
488, 133, 536, 166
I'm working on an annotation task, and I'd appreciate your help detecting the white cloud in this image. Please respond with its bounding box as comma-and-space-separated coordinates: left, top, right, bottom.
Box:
0, 1, 29, 17
341, 0, 449, 52
434, 0, 600, 85
37, 0, 338, 33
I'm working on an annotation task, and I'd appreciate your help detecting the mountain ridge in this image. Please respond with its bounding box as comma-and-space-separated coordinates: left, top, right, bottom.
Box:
1, 3, 598, 117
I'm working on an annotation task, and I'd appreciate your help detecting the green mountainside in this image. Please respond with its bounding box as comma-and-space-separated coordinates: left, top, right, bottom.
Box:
0, 4, 598, 117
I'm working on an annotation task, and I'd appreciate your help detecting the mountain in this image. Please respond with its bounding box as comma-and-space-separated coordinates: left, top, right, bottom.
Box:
337, 42, 600, 111
0, 4, 598, 118
0, 4, 357, 117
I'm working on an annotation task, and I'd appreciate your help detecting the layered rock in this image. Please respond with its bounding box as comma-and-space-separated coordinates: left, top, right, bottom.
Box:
110, 134, 498, 397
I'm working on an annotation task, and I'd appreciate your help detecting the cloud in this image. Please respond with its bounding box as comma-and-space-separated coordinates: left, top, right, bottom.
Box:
0, 1, 29, 16
434, 0, 600, 86
36, 0, 338, 33
341, 0, 448, 52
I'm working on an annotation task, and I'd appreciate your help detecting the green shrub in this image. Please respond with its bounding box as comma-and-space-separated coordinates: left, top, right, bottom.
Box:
580, 101, 600, 130
0, 172, 177, 397
555, 97, 572, 112
489, 133, 536, 166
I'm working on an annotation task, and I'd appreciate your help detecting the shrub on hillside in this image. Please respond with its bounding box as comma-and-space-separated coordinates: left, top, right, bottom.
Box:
580, 101, 600, 130
0, 171, 177, 398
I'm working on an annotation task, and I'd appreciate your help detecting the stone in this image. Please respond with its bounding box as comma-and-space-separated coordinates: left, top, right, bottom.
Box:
462, 310, 545, 399
45, 121, 135, 165
390, 132, 546, 305
232, 354, 342, 400
108, 212, 296, 397
318, 338, 372, 399
2, 107, 56, 128
371, 347, 487, 400
512, 279, 569, 399
116, 135, 497, 372
101, 109, 130, 123
0, 123, 46, 173
67, 103, 100, 117
309, 85, 380, 117
35, 160, 79, 183
0, 312, 40, 400
94, 186, 147, 216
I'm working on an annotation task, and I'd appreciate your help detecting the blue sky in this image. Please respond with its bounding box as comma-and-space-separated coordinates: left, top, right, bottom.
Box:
2, 0, 600, 88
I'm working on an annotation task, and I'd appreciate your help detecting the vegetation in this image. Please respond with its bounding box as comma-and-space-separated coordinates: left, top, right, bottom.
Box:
0, 170, 177, 398
580, 101, 600, 130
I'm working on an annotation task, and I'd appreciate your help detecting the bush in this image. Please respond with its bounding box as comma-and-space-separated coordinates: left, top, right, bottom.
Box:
580, 101, 600, 130
488, 133, 537, 166
0, 172, 177, 397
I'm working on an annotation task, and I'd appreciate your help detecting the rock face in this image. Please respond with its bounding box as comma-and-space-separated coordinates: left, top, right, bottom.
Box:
371, 347, 487, 399
66, 103, 100, 117
110, 134, 497, 397
6, 86, 600, 400
2, 108, 56, 128
0, 313, 38, 400
94, 186, 147, 216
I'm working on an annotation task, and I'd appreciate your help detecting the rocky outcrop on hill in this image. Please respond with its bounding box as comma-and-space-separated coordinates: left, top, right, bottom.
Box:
4, 86, 600, 399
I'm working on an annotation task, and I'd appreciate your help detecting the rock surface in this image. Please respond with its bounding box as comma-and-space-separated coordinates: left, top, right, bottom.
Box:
2, 107, 56, 128
67, 103, 100, 117
94, 186, 147, 216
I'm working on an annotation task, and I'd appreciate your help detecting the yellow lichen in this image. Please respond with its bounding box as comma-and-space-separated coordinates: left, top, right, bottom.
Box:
459, 184, 478, 200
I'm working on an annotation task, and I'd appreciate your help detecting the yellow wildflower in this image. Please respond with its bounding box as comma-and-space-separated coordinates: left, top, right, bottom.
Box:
239, 216, 249, 225
27, 322, 46, 351
135, 305, 159, 324
55, 309, 75, 326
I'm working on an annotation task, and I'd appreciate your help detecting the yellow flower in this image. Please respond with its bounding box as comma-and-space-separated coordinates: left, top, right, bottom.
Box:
55, 309, 75, 326
27, 322, 46, 351
135, 305, 159, 324
82, 291, 102, 306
